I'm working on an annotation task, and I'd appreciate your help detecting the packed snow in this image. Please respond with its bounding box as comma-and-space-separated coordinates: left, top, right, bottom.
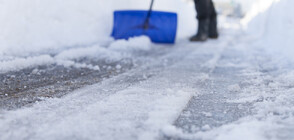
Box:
1, 0, 294, 140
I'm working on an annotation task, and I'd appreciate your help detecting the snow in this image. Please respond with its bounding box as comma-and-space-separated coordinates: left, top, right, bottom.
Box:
0, 0, 195, 57
56, 60, 101, 71
0, 47, 197, 139
0, 0, 197, 73
1, 0, 294, 139
0, 55, 55, 73
227, 84, 241, 92
0, 36, 152, 73
109, 36, 152, 52
161, 0, 294, 139
0, 45, 116, 73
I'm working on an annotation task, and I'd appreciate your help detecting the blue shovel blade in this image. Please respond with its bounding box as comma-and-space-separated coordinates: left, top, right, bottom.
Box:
111, 10, 178, 44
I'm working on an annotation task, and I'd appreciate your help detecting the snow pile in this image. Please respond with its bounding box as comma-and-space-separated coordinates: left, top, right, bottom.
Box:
55, 45, 120, 61
241, 0, 276, 41
109, 36, 152, 52
260, 0, 294, 59
0, 35, 156, 73
0, 45, 114, 73
214, 0, 255, 17
244, 0, 294, 60
0, 0, 114, 56
0, 55, 55, 72
0, 0, 195, 57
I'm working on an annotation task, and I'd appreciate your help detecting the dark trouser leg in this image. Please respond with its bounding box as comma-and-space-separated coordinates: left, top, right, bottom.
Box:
194, 0, 216, 20
190, 0, 218, 41
208, 1, 218, 38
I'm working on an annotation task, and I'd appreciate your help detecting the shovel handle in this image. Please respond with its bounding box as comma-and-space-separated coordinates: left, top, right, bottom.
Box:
147, 0, 154, 18
143, 0, 154, 29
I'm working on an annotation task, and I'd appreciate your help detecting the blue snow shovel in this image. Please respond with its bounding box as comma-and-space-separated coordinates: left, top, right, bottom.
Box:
111, 0, 178, 44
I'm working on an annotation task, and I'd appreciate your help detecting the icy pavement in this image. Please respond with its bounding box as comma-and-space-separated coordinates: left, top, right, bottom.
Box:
0, 27, 238, 139
162, 42, 294, 140
1, 12, 294, 140
0, 59, 133, 110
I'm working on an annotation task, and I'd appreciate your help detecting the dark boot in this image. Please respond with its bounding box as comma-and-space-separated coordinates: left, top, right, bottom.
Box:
190, 18, 210, 42
208, 16, 218, 39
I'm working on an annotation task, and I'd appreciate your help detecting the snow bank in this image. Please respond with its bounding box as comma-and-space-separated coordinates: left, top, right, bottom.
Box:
0, 0, 114, 56
244, 0, 294, 60
0, 0, 195, 57
241, 0, 276, 37
214, 0, 255, 17
260, 0, 294, 59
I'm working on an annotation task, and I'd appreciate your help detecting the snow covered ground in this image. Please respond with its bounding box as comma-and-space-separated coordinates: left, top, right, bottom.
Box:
1, 0, 294, 140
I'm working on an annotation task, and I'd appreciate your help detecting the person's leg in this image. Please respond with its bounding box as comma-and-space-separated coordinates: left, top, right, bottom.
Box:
190, 0, 218, 41
195, 0, 211, 20
208, 1, 218, 38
